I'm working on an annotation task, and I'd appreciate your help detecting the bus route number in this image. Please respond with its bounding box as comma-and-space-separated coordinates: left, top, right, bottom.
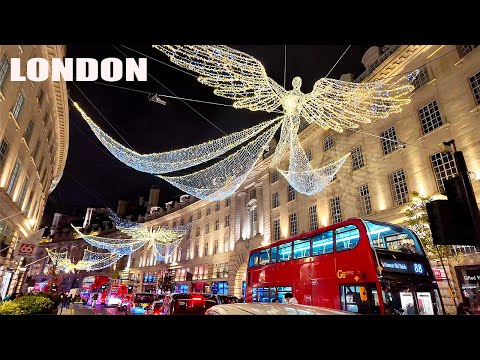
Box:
413, 263, 423, 274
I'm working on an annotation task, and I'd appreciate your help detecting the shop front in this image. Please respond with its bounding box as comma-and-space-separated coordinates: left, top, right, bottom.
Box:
455, 265, 480, 313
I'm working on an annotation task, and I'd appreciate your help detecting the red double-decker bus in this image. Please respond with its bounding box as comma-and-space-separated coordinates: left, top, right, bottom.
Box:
246, 218, 444, 315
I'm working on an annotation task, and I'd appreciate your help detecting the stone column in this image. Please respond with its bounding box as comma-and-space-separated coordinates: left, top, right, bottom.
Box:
256, 183, 264, 236
236, 192, 246, 241
261, 174, 271, 244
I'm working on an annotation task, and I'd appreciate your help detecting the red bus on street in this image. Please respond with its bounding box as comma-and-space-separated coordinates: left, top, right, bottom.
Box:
246, 218, 445, 315
80, 275, 110, 305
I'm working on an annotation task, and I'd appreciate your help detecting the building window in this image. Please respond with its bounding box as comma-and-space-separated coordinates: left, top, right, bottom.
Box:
23, 120, 34, 145
6, 159, 22, 196
0, 139, 9, 170
289, 213, 298, 237
323, 134, 334, 151
380, 126, 399, 156
430, 152, 458, 193
138, 257, 143, 268
11, 92, 25, 119
32, 141, 41, 161
457, 45, 478, 58
215, 203, 220, 212
419, 100, 443, 135
0, 54, 10, 90
412, 66, 430, 90
24, 190, 34, 213
225, 197, 231, 207
177, 247, 182, 262
180, 218, 184, 226
298, 118, 309, 133
287, 184, 296, 202
196, 227, 200, 237
224, 235, 230, 253
37, 87, 45, 105
205, 223, 210, 234
214, 239, 218, 254
206, 208, 211, 216
197, 210, 201, 219
272, 192, 279, 208
329, 196, 343, 224
305, 148, 312, 161
469, 71, 480, 106
252, 208, 257, 222
326, 160, 337, 181
194, 244, 199, 258
389, 169, 409, 206
271, 171, 278, 183
189, 215, 193, 223
250, 188, 256, 200
17, 175, 30, 207
357, 184, 372, 216
172, 221, 176, 228
224, 214, 230, 227
204, 241, 209, 257
351, 146, 365, 170
273, 219, 281, 241
186, 247, 190, 260
215, 219, 219, 231
309, 204, 318, 231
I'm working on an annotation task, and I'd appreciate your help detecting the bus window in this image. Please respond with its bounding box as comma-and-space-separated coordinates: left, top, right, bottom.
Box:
340, 284, 378, 314
248, 252, 259, 267
276, 286, 293, 303
293, 238, 311, 259
258, 249, 270, 266
271, 246, 277, 264
312, 231, 333, 256
364, 220, 424, 255
278, 242, 292, 262
335, 225, 360, 252
257, 287, 271, 303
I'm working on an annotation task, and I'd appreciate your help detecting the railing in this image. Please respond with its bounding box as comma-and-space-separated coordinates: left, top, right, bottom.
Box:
355, 45, 401, 83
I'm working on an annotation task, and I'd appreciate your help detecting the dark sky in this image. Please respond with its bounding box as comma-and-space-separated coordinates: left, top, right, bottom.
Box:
42, 44, 373, 224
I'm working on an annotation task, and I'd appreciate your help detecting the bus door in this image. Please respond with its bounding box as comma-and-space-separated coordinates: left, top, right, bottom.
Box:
380, 281, 442, 315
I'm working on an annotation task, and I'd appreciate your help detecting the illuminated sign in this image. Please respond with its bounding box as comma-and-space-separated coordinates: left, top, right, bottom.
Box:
380, 259, 426, 276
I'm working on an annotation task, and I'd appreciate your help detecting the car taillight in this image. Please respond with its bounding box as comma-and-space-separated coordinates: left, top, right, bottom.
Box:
192, 297, 203, 301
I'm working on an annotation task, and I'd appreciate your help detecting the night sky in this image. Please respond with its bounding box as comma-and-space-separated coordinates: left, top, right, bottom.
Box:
42, 44, 374, 225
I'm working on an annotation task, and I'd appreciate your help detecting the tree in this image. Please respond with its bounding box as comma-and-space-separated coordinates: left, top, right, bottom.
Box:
159, 270, 176, 293
404, 191, 459, 261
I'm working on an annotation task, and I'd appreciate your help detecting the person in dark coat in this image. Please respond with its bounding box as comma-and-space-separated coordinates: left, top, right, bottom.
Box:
457, 302, 472, 315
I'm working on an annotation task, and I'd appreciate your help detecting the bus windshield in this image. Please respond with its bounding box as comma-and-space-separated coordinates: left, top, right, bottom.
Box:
364, 220, 424, 255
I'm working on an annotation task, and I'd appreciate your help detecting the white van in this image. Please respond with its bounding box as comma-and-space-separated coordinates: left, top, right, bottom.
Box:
204, 303, 356, 315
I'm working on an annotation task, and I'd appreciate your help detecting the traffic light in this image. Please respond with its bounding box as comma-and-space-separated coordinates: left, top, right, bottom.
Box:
426, 200, 457, 245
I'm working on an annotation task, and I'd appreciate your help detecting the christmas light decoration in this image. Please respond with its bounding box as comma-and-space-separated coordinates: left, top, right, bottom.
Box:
73, 101, 281, 174
74, 249, 124, 271
45, 248, 76, 273
72, 46, 417, 201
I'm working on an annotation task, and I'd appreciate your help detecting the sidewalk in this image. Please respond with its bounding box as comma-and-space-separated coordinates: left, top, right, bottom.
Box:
57, 306, 97, 315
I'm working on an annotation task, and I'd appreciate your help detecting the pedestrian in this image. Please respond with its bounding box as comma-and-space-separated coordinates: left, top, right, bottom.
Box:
457, 302, 472, 315
284, 292, 298, 304
271, 298, 277, 303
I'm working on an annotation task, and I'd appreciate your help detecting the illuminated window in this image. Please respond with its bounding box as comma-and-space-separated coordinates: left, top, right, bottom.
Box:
224, 214, 230, 227
293, 238, 310, 259
194, 244, 199, 258
271, 171, 278, 183
252, 208, 257, 222
205, 223, 210, 234
250, 188, 256, 200
272, 192, 279, 208
312, 231, 334, 256
329, 196, 342, 224
357, 184, 372, 216
17, 175, 30, 207
215, 219, 219, 231
225, 197, 231, 207
32, 140, 41, 161
197, 210, 201, 219
177, 247, 182, 262
206, 208, 211, 216
23, 120, 34, 145
389, 169, 409, 206
214, 239, 218, 254
323, 134, 334, 152
6, 159, 22, 196
380, 126, 399, 155
309, 204, 318, 231
335, 225, 360, 252
327, 160, 337, 181
351, 146, 365, 170
430, 152, 458, 193
305, 148, 312, 161
11, 92, 25, 119
0, 54, 10, 90
0, 139, 9, 170
215, 203, 220, 212
457, 45, 478, 58
288, 184, 296, 202
273, 219, 281, 241
412, 66, 430, 90
419, 100, 443, 135
278, 242, 292, 262
469, 71, 480, 105
289, 213, 298, 237
186, 247, 190, 260
204, 241, 209, 257
196, 227, 200, 237
224, 234, 229, 253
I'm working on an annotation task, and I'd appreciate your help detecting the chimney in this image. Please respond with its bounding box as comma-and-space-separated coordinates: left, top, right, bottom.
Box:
117, 200, 128, 217
339, 73, 355, 82
147, 186, 160, 213
361, 46, 382, 70
83, 208, 96, 228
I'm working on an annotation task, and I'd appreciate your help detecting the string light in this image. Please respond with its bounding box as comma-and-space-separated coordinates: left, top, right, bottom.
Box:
72, 101, 280, 174
72, 45, 417, 201
74, 249, 124, 271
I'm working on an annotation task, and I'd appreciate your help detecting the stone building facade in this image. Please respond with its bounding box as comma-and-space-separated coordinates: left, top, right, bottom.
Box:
0, 45, 69, 299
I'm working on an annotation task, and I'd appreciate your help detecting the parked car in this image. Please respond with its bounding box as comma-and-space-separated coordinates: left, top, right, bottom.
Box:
117, 294, 133, 311
151, 295, 167, 315
159, 293, 208, 315
126, 292, 156, 315
205, 303, 357, 315
203, 294, 241, 311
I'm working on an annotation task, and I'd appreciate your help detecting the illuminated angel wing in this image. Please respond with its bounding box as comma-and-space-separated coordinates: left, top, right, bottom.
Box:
300, 70, 419, 132
153, 45, 286, 112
